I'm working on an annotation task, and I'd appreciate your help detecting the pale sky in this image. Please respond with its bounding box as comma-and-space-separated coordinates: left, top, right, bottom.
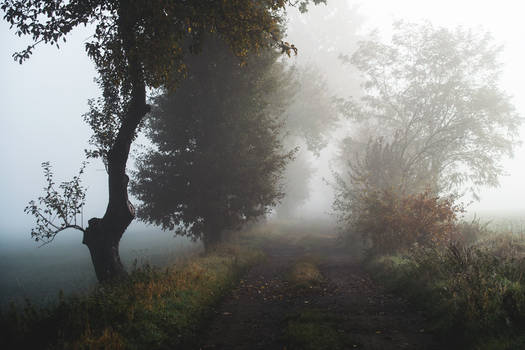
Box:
1, 23, 102, 236
2, 0, 525, 238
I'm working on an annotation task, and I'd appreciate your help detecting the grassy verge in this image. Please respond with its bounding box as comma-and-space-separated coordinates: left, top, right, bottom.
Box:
286, 255, 323, 290
1, 241, 263, 349
365, 234, 525, 349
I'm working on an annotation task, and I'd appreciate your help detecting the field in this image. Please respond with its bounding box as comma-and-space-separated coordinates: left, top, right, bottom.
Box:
0, 227, 198, 307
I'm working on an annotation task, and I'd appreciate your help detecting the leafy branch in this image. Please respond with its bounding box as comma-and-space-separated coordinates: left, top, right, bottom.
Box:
25, 161, 88, 246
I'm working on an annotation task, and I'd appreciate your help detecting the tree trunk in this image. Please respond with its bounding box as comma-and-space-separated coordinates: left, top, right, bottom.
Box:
82, 3, 148, 282
83, 218, 127, 282
203, 218, 223, 254
203, 232, 222, 253
82, 121, 142, 282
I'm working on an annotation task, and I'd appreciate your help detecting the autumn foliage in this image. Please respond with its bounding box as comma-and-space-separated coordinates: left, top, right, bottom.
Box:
350, 189, 464, 255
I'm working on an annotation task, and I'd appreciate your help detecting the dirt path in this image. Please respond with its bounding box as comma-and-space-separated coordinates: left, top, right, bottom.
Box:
199, 234, 440, 350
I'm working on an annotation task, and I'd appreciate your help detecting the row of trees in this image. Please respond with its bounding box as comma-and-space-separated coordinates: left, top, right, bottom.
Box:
7, 1, 521, 278
6, 0, 326, 282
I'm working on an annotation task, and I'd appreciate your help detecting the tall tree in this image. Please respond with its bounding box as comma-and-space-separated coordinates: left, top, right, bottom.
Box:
337, 21, 521, 198
273, 0, 365, 218
4, 0, 325, 282
274, 65, 339, 218
131, 38, 294, 251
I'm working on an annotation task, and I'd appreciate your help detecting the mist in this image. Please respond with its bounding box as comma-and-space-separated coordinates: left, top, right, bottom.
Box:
3, 0, 525, 240
2, 0, 525, 348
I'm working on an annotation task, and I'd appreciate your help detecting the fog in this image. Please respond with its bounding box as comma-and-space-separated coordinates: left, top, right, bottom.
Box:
283, 0, 525, 218
2, 0, 525, 305
356, 0, 525, 215
2, 1, 525, 235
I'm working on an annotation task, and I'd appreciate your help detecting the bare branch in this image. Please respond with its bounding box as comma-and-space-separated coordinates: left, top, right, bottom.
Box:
25, 161, 88, 243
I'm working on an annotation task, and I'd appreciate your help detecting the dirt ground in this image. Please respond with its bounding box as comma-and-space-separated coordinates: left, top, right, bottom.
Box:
198, 232, 441, 350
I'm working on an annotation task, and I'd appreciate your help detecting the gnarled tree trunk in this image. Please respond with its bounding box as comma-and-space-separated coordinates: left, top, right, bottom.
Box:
82, 4, 148, 282
83, 217, 127, 282
82, 78, 147, 281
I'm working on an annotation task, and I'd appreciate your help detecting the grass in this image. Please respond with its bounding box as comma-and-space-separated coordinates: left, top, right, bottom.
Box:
365, 230, 525, 349
284, 309, 358, 350
0, 240, 263, 349
282, 250, 359, 349
286, 255, 324, 291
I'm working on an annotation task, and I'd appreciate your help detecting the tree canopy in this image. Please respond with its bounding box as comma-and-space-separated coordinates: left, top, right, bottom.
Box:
131, 38, 294, 249
333, 22, 522, 247
337, 21, 521, 197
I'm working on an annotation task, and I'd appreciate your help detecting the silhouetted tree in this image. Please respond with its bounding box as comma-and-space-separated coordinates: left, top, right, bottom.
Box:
274, 0, 366, 218
130, 39, 294, 251
3, 0, 325, 282
274, 66, 339, 218
274, 149, 313, 219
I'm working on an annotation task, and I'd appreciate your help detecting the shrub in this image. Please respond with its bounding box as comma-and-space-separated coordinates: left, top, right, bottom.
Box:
455, 216, 492, 246
367, 236, 525, 348
347, 189, 463, 255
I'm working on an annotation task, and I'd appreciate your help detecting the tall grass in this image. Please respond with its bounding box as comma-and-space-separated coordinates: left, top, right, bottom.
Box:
367, 222, 525, 349
1, 242, 263, 349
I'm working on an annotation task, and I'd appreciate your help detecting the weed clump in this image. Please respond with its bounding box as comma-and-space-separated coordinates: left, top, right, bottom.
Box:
287, 256, 323, 290
367, 232, 525, 348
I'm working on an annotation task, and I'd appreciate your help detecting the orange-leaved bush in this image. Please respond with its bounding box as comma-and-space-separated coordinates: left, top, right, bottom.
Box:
351, 189, 463, 255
